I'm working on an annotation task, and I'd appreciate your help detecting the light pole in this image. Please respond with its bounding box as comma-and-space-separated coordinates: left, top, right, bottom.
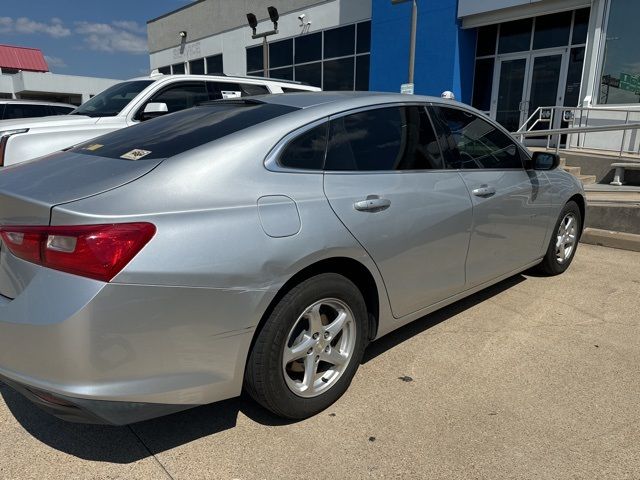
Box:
391, 0, 418, 92
246, 7, 280, 78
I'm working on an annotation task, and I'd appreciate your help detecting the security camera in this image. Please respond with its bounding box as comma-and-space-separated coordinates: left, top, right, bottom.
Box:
179, 31, 187, 38
298, 13, 306, 21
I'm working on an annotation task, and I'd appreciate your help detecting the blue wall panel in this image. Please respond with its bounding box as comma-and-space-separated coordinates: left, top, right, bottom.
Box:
370, 0, 476, 104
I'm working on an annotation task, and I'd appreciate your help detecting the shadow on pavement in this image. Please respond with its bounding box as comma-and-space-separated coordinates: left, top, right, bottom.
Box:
1, 273, 527, 463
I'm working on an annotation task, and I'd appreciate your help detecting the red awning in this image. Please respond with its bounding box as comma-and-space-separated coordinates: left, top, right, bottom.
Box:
0, 45, 49, 72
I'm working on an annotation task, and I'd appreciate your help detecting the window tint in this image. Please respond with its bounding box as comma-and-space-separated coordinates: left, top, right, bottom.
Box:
3, 104, 50, 119
498, 18, 532, 54
356, 21, 371, 54
269, 39, 293, 69
279, 123, 328, 170
477, 25, 497, 56
324, 57, 355, 91
355, 55, 370, 91
295, 62, 321, 87
144, 82, 209, 117
270, 67, 294, 81
325, 106, 443, 171
295, 32, 322, 63
324, 25, 356, 59
50, 105, 74, 115
206, 54, 223, 74
533, 11, 572, 50
172, 63, 185, 74
246, 46, 263, 72
73, 102, 299, 160
189, 58, 205, 75
158, 66, 171, 75
429, 106, 523, 170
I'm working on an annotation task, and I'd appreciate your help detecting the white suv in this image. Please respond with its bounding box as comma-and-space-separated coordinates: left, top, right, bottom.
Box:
0, 74, 320, 167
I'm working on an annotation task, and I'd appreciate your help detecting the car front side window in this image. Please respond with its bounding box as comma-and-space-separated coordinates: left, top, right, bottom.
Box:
429, 106, 524, 170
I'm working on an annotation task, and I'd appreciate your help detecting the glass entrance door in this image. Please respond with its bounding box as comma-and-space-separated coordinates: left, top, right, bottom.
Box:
492, 50, 568, 133
525, 53, 564, 130
495, 57, 528, 133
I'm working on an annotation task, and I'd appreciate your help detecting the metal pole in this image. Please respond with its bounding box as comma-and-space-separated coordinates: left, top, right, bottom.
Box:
263, 36, 269, 78
408, 0, 417, 85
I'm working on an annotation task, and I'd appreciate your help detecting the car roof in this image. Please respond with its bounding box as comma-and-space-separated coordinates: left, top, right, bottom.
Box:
0, 99, 76, 107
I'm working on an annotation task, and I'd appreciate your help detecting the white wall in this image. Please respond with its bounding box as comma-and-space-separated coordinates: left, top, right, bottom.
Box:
149, 0, 371, 75
11, 72, 120, 103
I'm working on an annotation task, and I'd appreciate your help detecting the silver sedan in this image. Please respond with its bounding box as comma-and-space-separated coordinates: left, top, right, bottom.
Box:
0, 92, 585, 424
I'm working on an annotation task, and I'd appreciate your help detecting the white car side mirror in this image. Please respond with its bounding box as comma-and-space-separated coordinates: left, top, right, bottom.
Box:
141, 102, 169, 120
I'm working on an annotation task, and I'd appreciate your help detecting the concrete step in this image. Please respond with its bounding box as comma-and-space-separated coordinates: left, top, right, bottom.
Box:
562, 165, 582, 175
578, 174, 597, 185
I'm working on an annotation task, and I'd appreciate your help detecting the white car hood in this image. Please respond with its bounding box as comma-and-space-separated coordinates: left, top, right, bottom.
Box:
0, 114, 100, 131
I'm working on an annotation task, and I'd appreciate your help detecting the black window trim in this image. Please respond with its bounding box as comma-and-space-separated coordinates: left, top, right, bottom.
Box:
428, 102, 530, 171
265, 117, 330, 174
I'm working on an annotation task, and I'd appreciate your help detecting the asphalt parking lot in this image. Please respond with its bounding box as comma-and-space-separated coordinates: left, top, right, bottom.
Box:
0, 243, 638, 480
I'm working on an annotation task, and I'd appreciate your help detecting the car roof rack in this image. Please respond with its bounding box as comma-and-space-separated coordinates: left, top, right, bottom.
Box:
206, 73, 308, 87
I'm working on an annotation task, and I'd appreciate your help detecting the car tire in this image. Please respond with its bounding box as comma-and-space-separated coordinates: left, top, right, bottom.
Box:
536, 200, 582, 276
244, 273, 369, 419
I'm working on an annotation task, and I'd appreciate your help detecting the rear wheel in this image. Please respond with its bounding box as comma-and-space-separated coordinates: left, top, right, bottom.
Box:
536, 200, 581, 275
244, 273, 368, 419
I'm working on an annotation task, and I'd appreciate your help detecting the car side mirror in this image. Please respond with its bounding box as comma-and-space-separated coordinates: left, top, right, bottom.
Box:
141, 102, 168, 121
531, 151, 560, 171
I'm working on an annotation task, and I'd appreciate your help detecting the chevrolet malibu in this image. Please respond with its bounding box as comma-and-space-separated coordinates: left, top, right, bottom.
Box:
0, 93, 585, 424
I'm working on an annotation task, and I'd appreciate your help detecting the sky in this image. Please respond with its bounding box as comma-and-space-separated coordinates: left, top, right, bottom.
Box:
0, 0, 194, 80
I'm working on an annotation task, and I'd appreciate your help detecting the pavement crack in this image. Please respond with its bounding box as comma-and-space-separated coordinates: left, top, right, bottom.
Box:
128, 425, 175, 480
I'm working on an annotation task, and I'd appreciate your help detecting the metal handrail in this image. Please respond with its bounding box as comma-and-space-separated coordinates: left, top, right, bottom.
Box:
512, 122, 640, 154
515, 105, 640, 157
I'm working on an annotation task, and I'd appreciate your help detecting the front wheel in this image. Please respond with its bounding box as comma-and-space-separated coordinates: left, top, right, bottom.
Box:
536, 200, 582, 276
244, 273, 368, 419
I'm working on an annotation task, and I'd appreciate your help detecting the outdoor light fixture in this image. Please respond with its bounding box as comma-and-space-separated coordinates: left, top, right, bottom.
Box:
246, 13, 258, 35
179, 31, 187, 39
246, 7, 280, 78
268, 6, 280, 30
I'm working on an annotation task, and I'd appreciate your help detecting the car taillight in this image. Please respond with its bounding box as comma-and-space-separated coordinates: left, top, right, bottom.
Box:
0, 223, 156, 282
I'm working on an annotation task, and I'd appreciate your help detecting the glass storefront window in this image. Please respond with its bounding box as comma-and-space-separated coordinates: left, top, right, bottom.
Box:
533, 11, 572, 50
599, 0, 640, 104
189, 58, 205, 75
246, 21, 369, 91
498, 19, 532, 54
472, 58, 494, 112
206, 55, 223, 74
270, 39, 293, 69
477, 25, 497, 57
572, 8, 590, 45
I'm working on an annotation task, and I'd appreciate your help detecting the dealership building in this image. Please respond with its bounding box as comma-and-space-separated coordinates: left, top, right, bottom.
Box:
148, 0, 640, 135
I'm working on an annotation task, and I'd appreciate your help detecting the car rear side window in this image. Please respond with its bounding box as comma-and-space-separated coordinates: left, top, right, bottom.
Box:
140, 82, 209, 119
278, 123, 328, 170
324, 106, 444, 171
72, 101, 298, 160
3, 104, 50, 119
429, 106, 524, 170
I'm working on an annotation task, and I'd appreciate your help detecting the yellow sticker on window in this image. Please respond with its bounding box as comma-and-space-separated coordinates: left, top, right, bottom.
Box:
84, 143, 103, 151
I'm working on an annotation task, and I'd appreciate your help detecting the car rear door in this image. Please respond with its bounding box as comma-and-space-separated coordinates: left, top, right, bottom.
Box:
322, 104, 473, 319
429, 104, 553, 287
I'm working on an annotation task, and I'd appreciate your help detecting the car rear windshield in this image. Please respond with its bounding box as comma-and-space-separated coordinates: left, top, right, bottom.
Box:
71, 101, 299, 160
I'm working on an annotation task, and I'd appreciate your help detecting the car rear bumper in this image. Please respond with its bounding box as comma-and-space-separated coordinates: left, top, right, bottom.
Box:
0, 265, 270, 424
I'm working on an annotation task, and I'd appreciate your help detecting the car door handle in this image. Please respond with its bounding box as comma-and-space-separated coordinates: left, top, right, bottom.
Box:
354, 197, 391, 212
472, 186, 496, 197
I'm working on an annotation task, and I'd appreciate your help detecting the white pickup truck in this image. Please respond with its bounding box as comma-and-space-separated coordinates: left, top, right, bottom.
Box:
0, 74, 320, 167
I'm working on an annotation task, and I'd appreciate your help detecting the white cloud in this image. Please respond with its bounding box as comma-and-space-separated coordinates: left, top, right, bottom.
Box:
14, 17, 71, 38
0, 17, 12, 34
44, 55, 67, 69
111, 20, 146, 34
75, 21, 147, 55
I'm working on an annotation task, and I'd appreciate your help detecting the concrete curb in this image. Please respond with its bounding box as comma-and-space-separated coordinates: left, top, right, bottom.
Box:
581, 228, 640, 252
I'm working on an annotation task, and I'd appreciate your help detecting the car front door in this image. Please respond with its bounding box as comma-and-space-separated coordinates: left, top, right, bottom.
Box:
322, 105, 473, 319
429, 104, 553, 287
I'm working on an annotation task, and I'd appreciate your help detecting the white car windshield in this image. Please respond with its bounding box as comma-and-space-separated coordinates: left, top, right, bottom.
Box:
71, 80, 154, 118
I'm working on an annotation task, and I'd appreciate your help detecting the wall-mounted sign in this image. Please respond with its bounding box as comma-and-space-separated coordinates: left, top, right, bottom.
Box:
401, 83, 415, 95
